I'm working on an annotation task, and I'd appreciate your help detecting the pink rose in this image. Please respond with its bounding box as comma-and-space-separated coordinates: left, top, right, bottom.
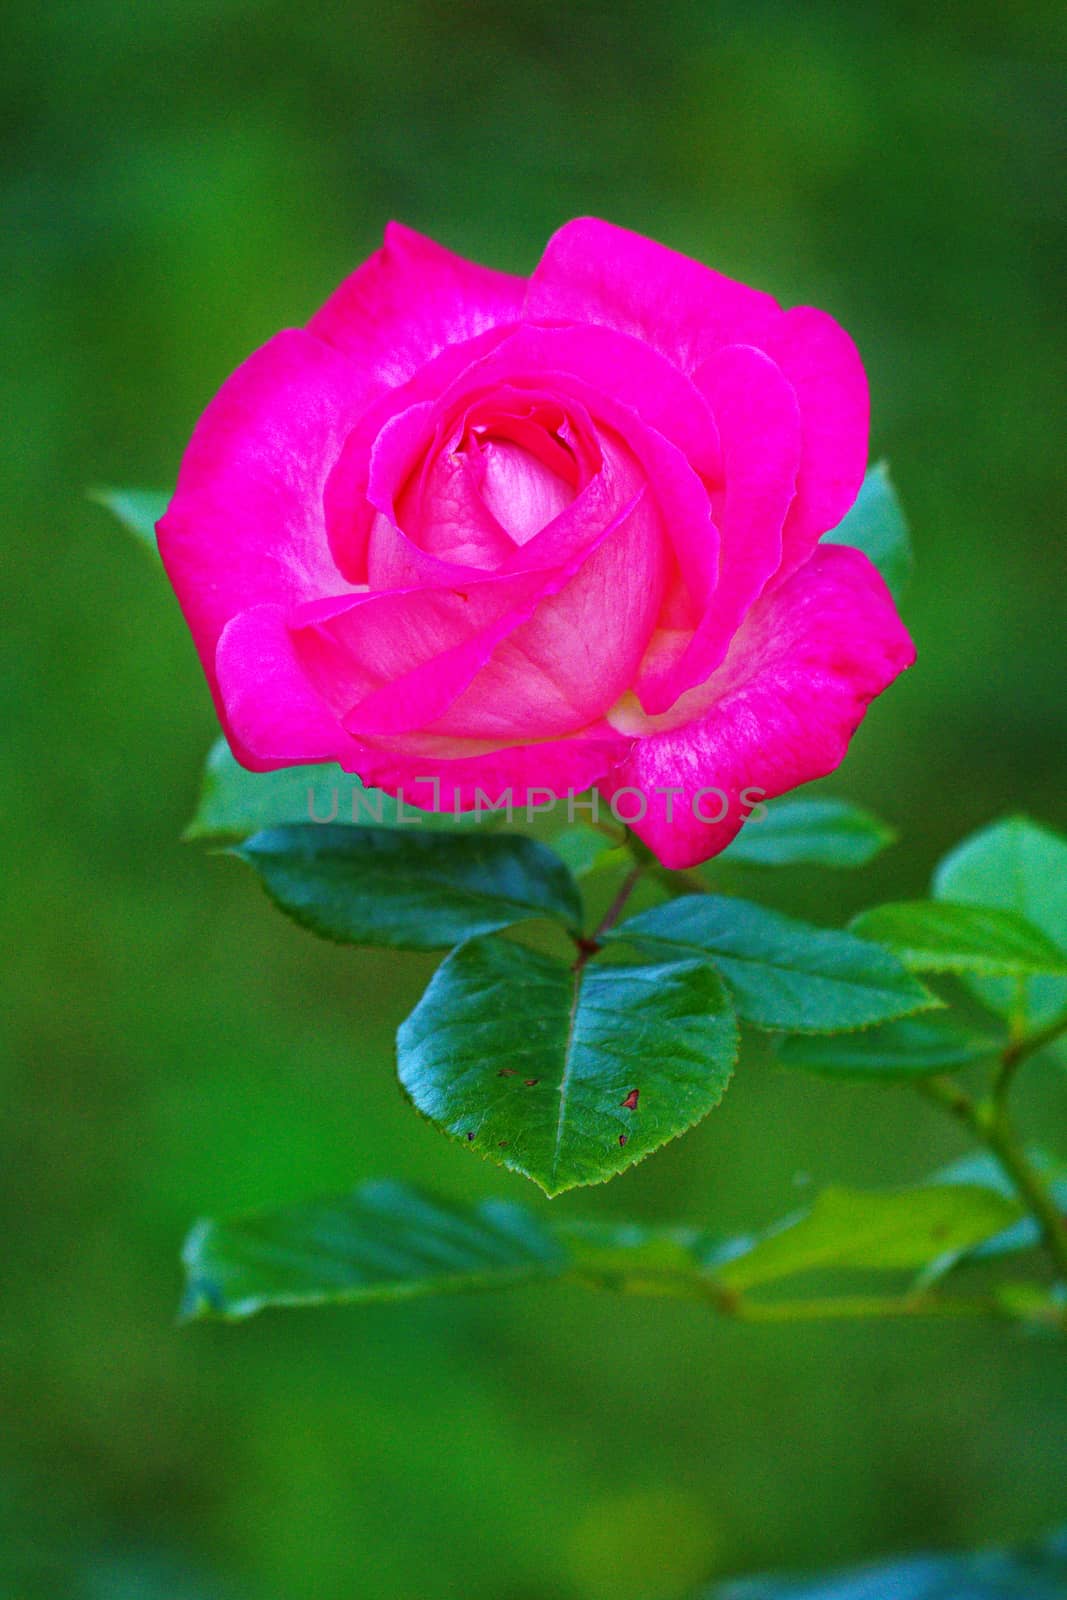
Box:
159, 219, 913, 868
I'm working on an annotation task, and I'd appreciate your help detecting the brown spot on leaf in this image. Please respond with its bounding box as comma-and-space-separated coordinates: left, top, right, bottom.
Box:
618, 1133, 628, 1147
621, 1088, 640, 1111
524, 1078, 539, 1087
465, 1131, 475, 1141
498, 1067, 518, 1077
498, 1140, 509, 1148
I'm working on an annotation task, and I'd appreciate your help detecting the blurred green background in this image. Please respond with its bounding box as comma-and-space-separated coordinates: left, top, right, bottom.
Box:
4, 2, 1066, 1596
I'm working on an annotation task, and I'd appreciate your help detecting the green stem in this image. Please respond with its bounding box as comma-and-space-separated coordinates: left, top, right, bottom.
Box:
576, 826, 708, 961
917, 1072, 1067, 1285
573, 865, 642, 967
595, 865, 642, 939
995, 1006, 1067, 1102
979, 1101, 1067, 1283
573, 1267, 1020, 1324
725, 1293, 1001, 1324
915, 1074, 974, 1122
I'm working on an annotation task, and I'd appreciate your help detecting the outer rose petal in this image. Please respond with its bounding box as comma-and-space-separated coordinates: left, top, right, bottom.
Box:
344, 724, 632, 810
215, 605, 354, 769
600, 545, 915, 869
761, 307, 870, 577
528, 220, 868, 575
526, 217, 779, 374
213, 603, 633, 805
639, 342, 802, 712
308, 222, 525, 389
157, 329, 366, 702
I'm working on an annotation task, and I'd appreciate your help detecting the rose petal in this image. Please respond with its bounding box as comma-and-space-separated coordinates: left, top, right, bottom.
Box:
427, 488, 668, 740
292, 567, 555, 727
600, 545, 915, 868
760, 306, 869, 576
215, 604, 352, 769
528, 220, 867, 578
331, 489, 651, 738
309, 221, 525, 387
211, 602, 633, 810
369, 403, 515, 573
431, 323, 722, 608
362, 390, 622, 591
637, 343, 803, 712
322, 337, 590, 585
477, 436, 575, 544
344, 724, 632, 811
448, 321, 721, 483
526, 216, 779, 375
328, 320, 719, 609
157, 330, 366, 700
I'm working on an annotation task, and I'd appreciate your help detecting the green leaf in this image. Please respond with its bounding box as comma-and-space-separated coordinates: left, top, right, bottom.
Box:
396, 934, 738, 1195
993, 1284, 1067, 1334
933, 816, 1067, 1028
931, 1151, 1067, 1267
849, 900, 1067, 978
186, 739, 365, 842
180, 1182, 741, 1323
181, 1181, 567, 1320
237, 825, 582, 949
548, 823, 625, 879
180, 1177, 1030, 1326
715, 1183, 1021, 1291
822, 460, 912, 601
185, 736, 499, 842
699, 1530, 1067, 1598
973, 1181, 1067, 1263
775, 1014, 1004, 1080
611, 894, 937, 1033
89, 486, 168, 559
719, 797, 896, 869
555, 1219, 746, 1291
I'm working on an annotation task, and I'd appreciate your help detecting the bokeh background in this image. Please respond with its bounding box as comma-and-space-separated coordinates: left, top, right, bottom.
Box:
4, 2, 1066, 1596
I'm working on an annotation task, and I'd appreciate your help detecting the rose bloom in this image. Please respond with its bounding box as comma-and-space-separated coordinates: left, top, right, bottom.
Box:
159, 219, 913, 868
